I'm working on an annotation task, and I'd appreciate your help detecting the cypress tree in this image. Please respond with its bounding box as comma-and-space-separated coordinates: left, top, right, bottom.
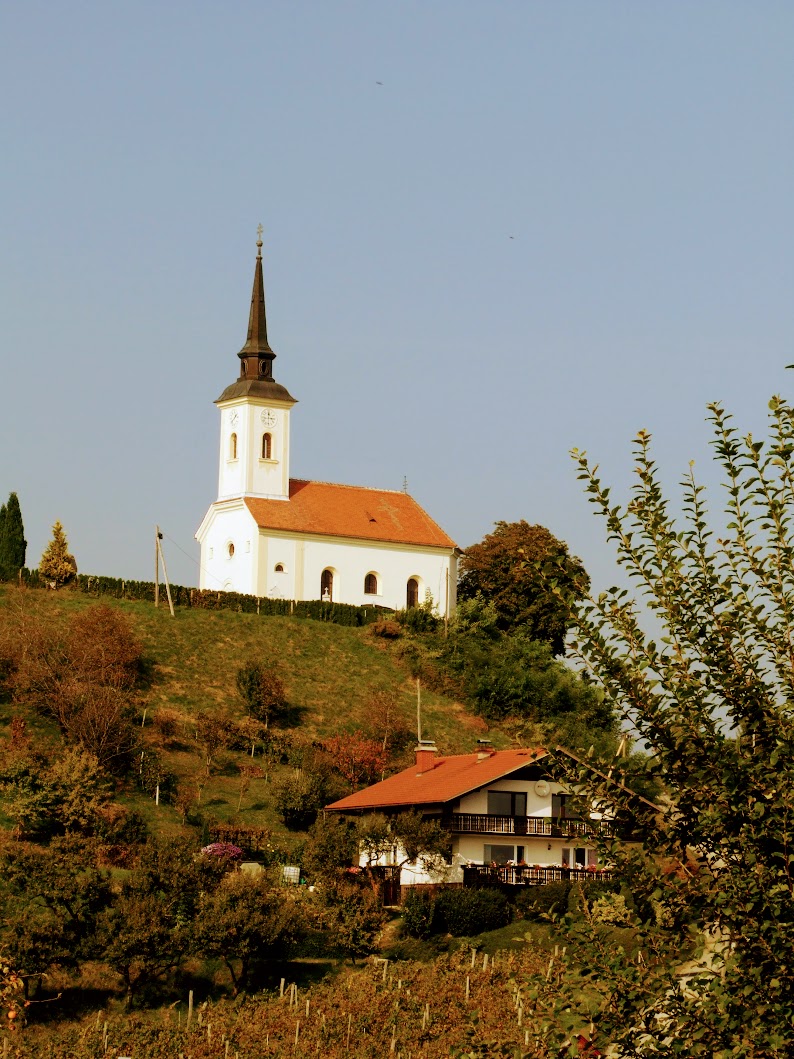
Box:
0, 500, 6, 579
0, 492, 27, 580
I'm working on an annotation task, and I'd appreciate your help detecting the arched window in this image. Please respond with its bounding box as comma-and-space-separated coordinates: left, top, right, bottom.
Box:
274, 563, 285, 573
406, 577, 419, 609
227, 542, 235, 558
321, 569, 334, 602
262, 433, 272, 459
364, 572, 378, 595
229, 432, 238, 459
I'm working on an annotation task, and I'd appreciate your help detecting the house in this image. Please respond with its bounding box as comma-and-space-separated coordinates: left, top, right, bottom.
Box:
195, 233, 459, 615
325, 741, 618, 890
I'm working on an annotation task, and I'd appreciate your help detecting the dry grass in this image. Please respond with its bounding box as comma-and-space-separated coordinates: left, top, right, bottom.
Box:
0, 586, 504, 846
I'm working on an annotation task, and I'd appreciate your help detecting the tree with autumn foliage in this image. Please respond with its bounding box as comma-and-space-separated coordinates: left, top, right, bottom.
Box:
322, 730, 389, 790
458, 520, 588, 653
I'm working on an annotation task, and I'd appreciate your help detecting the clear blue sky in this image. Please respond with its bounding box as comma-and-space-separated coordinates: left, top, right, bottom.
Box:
2, 2, 792, 593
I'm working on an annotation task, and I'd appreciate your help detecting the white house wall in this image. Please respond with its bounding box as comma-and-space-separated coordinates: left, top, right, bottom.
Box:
457, 778, 567, 818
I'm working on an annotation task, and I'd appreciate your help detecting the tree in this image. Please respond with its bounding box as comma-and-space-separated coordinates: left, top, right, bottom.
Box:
96, 836, 222, 1004
0, 493, 26, 581
5, 600, 142, 771
322, 730, 389, 790
356, 810, 452, 888
38, 520, 76, 587
273, 769, 329, 830
0, 838, 112, 996
458, 520, 589, 652
302, 813, 359, 883
541, 398, 794, 1055
316, 880, 386, 963
236, 660, 289, 728
194, 873, 304, 994
438, 598, 617, 752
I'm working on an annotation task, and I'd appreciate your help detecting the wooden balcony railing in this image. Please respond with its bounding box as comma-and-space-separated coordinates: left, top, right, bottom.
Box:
462, 864, 614, 888
448, 813, 613, 839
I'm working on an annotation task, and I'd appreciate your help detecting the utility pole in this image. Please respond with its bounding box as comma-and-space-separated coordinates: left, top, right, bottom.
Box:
155, 526, 175, 618
154, 528, 160, 607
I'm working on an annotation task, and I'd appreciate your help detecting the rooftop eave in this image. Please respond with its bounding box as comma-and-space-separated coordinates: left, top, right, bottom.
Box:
216, 379, 298, 404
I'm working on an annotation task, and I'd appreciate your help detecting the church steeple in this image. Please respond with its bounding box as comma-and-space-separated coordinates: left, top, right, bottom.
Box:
216, 229, 296, 406
238, 226, 276, 381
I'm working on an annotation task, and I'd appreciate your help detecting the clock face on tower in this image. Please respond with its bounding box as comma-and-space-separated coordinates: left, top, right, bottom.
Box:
229, 410, 239, 427
260, 409, 277, 428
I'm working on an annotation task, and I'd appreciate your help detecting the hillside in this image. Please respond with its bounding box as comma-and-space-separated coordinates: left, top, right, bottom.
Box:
0, 585, 498, 847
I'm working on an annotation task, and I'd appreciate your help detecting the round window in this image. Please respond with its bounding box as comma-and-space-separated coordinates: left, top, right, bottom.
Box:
227, 542, 235, 558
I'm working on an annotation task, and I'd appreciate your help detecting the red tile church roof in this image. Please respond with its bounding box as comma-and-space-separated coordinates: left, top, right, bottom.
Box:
245, 480, 457, 549
326, 748, 547, 812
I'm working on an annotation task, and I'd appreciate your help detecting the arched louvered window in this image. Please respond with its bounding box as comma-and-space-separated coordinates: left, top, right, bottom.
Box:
229, 432, 238, 459
262, 433, 272, 459
364, 573, 378, 595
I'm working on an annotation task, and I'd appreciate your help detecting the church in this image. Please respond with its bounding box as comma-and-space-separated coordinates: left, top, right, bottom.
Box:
195, 235, 459, 616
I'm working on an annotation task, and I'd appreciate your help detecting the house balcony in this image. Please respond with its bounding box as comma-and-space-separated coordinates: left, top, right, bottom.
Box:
447, 813, 613, 840
463, 864, 614, 888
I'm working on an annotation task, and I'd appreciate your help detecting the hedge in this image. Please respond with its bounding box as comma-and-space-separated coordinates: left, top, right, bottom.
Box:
17, 568, 391, 628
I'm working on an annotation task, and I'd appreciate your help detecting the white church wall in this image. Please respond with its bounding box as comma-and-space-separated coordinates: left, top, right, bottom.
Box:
255, 534, 297, 600
197, 503, 258, 592
290, 534, 456, 615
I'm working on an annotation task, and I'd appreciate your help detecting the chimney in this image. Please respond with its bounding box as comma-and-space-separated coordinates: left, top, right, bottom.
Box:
476, 738, 496, 761
415, 740, 438, 773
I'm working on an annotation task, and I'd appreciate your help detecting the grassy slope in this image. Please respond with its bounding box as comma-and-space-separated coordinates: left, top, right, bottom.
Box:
0, 586, 499, 846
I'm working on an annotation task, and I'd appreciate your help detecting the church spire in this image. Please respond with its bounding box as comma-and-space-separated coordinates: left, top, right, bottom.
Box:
238, 225, 275, 378
216, 229, 297, 406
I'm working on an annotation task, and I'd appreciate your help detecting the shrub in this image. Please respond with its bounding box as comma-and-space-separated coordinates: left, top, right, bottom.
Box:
589, 892, 633, 926
433, 888, 511, 936
401, 889, 437, 939
515, 881, 570, 919
236, 661, 289, 728
370, 619, 403, 639
395, 602, 439, 634
273, 771, 327, 830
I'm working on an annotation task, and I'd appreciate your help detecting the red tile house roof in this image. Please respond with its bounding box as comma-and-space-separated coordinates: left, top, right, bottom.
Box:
245, 480, 457, 549
326, 748, 548, 813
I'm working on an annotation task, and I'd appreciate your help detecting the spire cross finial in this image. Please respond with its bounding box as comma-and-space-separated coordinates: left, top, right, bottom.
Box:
256, 224, 263, 257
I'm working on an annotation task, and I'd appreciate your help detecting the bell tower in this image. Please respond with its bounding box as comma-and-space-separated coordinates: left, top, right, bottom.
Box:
215, 229, 297, 502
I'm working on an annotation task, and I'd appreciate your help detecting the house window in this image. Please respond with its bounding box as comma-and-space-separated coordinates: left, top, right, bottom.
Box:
229, 432, 238, 459
406, 577, 419, 608
364, 572, 378, 595
487, 791, 527, 817
483, 844, 515, 866
552, 793, 579, 821
561, 847, 591, 869
262, 433, 272, 459
321, 569, 333, 602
